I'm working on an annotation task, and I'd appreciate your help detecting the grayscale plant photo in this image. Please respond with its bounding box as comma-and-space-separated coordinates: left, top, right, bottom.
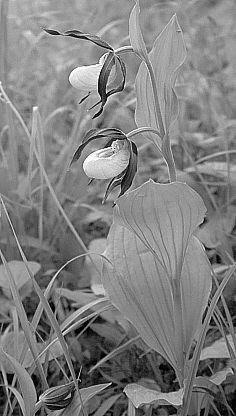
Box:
0, 0, 235, 415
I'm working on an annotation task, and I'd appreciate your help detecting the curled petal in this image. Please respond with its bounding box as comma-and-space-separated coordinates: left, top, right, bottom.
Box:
83, 140, 130, 179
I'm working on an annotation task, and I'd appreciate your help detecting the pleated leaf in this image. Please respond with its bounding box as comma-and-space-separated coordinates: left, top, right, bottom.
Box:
102, 221, 178, 369
135, 14, 186, 145
102, 180, 211, 372
115, 180, 206, 284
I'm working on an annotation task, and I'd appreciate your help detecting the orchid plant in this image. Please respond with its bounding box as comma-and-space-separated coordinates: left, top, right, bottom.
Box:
44, 1, 235, 415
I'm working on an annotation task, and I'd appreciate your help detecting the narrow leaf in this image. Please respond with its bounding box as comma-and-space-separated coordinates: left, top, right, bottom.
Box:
135, 15, 186, 145
180, 237, 212, 355
129, 0, 148, 61
0, 348, 37, 416
124, 383, 184, 408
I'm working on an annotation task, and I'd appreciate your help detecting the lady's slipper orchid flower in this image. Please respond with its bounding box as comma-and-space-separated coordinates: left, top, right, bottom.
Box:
69, 51, 126, 118
83, 140, 130, 179
69, 61, 104, 92
70, 128, 138, 202
44, 27, 126, 118
69, 55, 114, 92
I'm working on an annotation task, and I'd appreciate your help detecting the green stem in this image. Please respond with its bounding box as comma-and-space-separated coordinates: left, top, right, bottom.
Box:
127, 126, 161, 140
114, 45, 134, 55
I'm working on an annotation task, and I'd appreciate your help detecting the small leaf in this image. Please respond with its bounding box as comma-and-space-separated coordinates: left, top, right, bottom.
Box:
124, 383, 184, 408
44, 28, 113, 51
135, 15, 186, 145
0, 348, 37, 416
200, 334, 236, 360
129, 0, 148, 61
209, 368, 233, 386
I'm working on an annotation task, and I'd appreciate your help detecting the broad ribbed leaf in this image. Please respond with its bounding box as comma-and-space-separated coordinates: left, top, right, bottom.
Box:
103, 221, 177, 369
124, 383, 184, 408
115, 180, 206, 283
0, 348, 37, 416
135, 15, 186, 145
129, 0, 148, 61
102, 180, 211, 372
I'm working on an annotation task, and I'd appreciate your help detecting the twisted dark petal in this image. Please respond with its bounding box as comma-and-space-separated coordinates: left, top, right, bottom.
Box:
102, 173, 124, 204
44, 28, 113, 51
70, 128, 127, 165
102, 141, 138, 203
92, 52, 116, 118
118, 141, 138, 198
106, 55, 126, 99
92, 54, 126, 119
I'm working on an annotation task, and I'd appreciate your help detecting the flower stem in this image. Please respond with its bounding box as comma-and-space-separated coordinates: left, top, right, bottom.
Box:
127, 126, 161, 140
114, 45, 134, 55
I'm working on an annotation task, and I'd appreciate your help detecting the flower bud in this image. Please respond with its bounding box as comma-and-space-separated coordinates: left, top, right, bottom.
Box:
83, 140, 130, 179
39, 381, 75, 411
